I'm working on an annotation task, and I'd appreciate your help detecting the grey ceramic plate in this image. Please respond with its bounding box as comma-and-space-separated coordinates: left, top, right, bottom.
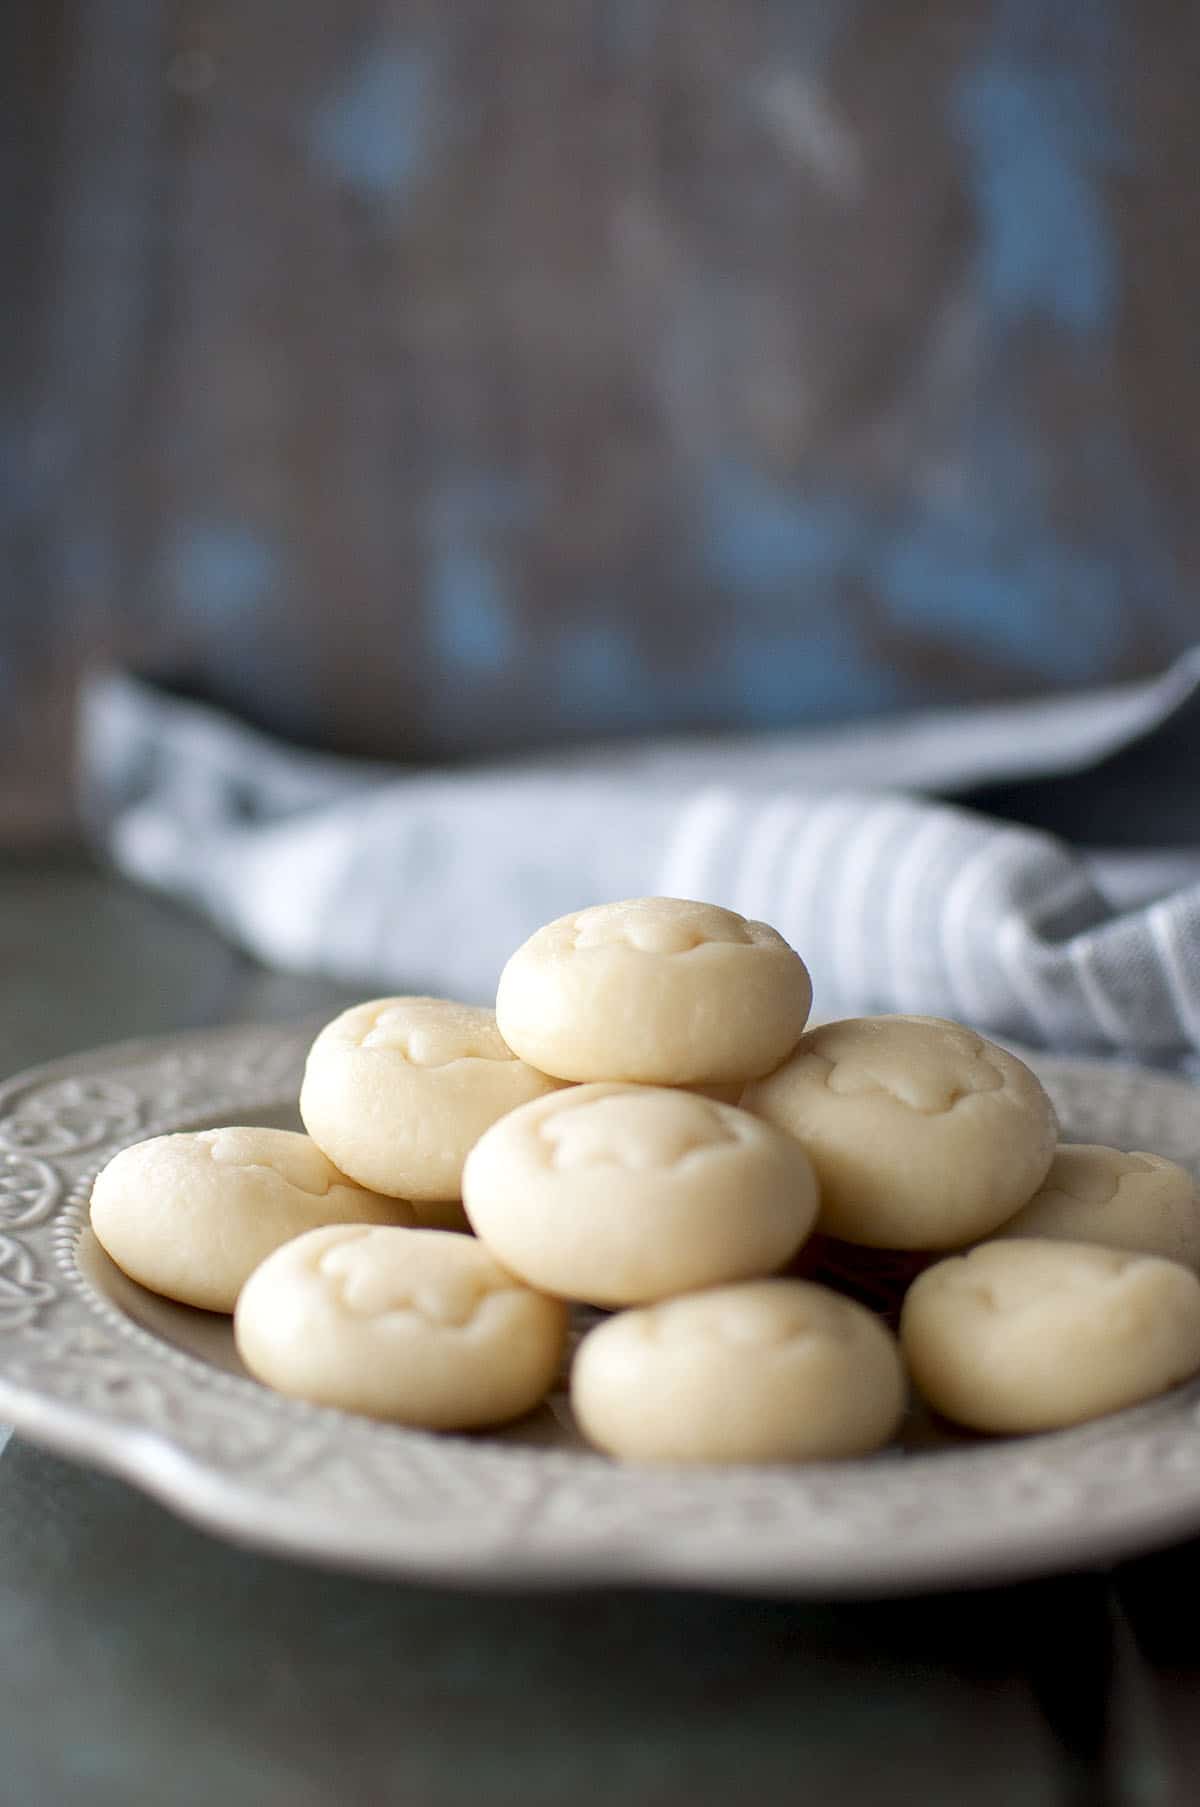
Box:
2, 1023, 1200, 1596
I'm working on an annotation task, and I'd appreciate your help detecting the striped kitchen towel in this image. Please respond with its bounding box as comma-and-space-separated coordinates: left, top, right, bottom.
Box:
80, 649, 1200, 1068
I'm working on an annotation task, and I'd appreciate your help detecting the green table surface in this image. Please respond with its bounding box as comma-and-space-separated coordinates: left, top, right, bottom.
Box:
0, 849, 1193, 1807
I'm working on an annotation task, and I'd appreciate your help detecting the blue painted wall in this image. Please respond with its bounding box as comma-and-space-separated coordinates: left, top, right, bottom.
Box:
5, 0, 1198, 769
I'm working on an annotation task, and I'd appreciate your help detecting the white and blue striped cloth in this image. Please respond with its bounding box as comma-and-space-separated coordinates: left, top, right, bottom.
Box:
81, 649, 1200, 1070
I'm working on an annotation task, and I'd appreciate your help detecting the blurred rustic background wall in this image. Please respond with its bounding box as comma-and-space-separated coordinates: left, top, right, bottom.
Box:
3, 0, 1199, 832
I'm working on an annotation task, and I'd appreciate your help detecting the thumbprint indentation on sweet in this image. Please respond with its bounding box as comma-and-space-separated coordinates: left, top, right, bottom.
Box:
540, 1092, 734, 1171
316, 1234, 511, 1327
803, 1025, 1005, 1114
1041, 1147, 1157, 1206
570, 899, 750, 955
642, 1294, 854, 1350
202, 1128, 335, 1196
361, 1004, 513, 1065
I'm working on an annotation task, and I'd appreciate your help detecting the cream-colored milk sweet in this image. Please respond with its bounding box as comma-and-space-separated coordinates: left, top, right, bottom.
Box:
901, 1238, 1200, 1432
234, 1224, 567, 1427
90, 1127, 415, 1313
743, 1015, 1057, 1248
462, 1083, 818, 1306
495, 897, 812, 1084
299, 996, 562, 1204
999, 1143, 1200, 1271
572, 1279, 907, 1463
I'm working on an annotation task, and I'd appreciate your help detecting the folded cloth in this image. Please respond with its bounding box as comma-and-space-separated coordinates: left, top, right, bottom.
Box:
79, 651, 1200, 1069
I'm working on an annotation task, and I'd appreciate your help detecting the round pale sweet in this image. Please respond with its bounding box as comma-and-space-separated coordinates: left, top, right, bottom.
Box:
90, 1128, 415, 1313
299, 997, 562, 1203
494, 898, 812, 1085
742, 1016, 1058, 1250
901, 1239, 1200, 1433
571, 1279, 907, 1464
999, 1143, 1200, 1271
234, 1224, 568, 1427
462, 1083, 818, 1306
